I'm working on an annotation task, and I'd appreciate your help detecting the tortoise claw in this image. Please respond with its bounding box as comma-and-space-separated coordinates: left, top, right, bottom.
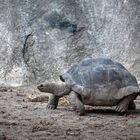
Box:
115, 99, 129, 114
46, 104, 57, 110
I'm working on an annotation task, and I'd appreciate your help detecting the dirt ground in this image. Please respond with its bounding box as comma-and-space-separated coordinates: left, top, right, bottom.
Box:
0, 85, 140, 140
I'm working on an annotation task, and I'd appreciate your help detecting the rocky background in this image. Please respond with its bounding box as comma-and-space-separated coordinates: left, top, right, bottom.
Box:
0, 0, 140, 86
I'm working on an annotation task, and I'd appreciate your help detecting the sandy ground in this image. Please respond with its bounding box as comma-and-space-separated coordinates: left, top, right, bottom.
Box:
0, 85, 140, 140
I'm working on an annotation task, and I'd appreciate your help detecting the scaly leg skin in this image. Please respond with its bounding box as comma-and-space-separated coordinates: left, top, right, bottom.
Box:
116, 94, 137, 114
128, 100, 136, 110
47, 95, 59, 109
69, 91, 85, 116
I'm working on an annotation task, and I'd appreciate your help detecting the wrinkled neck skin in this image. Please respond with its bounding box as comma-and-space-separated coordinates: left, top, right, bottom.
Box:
38, 82, 71, 97
52, 83, 67, 95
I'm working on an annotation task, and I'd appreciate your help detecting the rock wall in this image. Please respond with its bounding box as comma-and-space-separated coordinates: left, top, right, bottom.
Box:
0, 0, 140, 86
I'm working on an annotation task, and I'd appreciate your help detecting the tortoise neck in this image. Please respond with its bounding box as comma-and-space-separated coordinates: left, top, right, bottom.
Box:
53, 83, 68, 95
49, 83, 59, 93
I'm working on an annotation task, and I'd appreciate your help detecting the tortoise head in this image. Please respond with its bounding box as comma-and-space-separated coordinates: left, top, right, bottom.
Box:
37, 82, 55, 93
37, 82, 71, 97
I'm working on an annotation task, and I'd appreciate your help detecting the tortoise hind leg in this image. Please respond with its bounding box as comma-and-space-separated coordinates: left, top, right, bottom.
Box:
128, 100, 136, 110
115, 94, 137, 114
47, 95, 60, 109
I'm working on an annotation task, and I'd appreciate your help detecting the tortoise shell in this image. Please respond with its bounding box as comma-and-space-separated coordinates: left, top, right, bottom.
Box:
60, 58, 140, 105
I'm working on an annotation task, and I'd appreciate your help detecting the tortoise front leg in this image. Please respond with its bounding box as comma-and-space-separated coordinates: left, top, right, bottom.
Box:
69, 91, 85, 115
47, 95, 60, 109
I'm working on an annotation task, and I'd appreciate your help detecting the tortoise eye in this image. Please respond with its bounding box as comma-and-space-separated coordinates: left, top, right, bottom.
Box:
40, 84, 43, 87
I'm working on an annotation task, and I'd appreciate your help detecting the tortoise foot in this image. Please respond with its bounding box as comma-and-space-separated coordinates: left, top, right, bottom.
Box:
115, 98, 129, 113
46, 103, 57, 109
47, 95, 59, 110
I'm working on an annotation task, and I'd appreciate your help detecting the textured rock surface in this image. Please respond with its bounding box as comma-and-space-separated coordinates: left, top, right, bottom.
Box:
0, 0, 140, 86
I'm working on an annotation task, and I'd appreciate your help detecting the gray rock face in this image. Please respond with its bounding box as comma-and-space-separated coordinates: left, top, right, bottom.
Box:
0, 0, 140, 86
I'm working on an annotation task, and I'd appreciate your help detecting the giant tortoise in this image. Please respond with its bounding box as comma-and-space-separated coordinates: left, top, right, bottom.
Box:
38, 58, 140, 115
